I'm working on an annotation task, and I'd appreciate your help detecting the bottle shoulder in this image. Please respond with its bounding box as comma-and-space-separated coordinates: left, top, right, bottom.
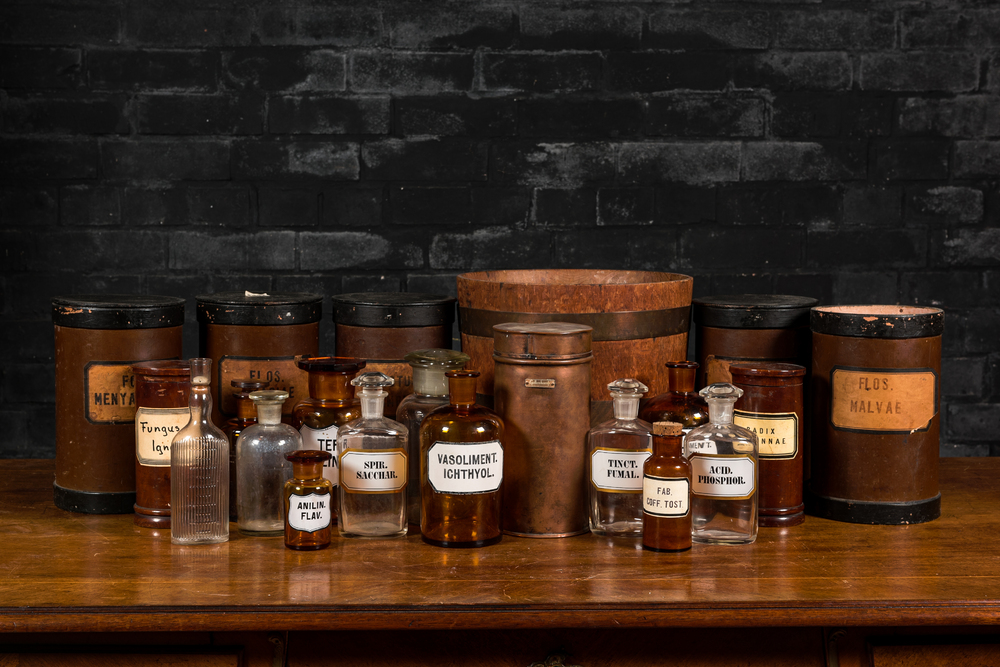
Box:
420, 406, 504, 444
340, 415, 408, 439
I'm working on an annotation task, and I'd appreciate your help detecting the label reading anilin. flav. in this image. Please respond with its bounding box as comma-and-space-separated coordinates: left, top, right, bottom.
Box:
428, 441, 503, 495
690, 455, 755, 499
288, 493, 331, 533
642, 475, 690, 518
339, 449, 407, 493
734, 410, 798, 459
591, 448, 651, 493
299, 424, 339, 487
830, 367, 937, 433
135, 407, 190, 466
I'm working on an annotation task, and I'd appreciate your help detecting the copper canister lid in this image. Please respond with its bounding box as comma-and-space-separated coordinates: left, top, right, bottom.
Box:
492, 322, 593, 360
730, 362, 806, 378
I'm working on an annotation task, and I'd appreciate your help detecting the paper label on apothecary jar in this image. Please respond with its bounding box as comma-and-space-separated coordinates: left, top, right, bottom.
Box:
591, 448, 650, 492
427, 441, 504, 495
830, 367, 937, 433
685, 438, 717, 457
217, 356, 307, 415
340, 449, 407, 493
135, 407, 190, 466
85, 362, 138, 423
691, 455, 755, 499
734, 411, 798, 459
643, 475, 690, 518
300, 424, 339, 487
288, 493, 331, 532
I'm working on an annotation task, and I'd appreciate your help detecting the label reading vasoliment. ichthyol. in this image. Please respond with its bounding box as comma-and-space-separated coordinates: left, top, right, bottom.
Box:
427, 441, 503, 495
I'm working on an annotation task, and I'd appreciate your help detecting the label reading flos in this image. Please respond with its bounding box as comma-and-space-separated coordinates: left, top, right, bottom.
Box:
135, 407, 190, 466
734, 411, 798, 459
300, 424, 339, 487
642, 475, 689, 518
428, 441, 503, 495
685, 438, 717, 457
217, 356, 307, 415
340, 449, 407, 493
830, 368, 937, 433
288, 493, 331, 532
691, 455, 755, 499
591, 449, 650, 492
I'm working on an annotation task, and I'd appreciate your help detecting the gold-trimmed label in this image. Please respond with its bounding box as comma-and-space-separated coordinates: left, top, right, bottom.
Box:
830, 367, 937, 433
340, 449, 407, 493
135, 407, 189, 466
218, 356, 307, 415
643, 475, 690, 518
525, 378, 556, 389
691, 454, 755, 499
591, 447, 650, 492
85, 362, 137, 423
734, 411, 798, 459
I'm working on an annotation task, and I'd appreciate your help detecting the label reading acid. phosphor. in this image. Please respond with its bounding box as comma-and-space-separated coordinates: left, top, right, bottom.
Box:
299, 424, 339, 487
288, 493, 331, 532
427, 441, 504, 495
690, 455, 755, 499
642, 475, 690, 518
590, 448, 651, 492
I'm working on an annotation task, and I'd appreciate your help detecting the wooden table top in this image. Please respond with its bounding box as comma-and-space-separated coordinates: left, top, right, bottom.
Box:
1, 458, 998, 633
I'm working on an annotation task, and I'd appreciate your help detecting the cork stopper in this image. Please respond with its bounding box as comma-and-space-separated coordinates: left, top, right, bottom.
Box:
653, 421, 683, 437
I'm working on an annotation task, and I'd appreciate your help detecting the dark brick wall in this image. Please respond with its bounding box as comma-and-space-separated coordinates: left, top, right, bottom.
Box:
2, 1, 998, 458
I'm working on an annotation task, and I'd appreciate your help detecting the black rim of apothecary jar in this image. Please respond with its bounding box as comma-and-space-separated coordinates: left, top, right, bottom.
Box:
196, 292, 323, 326
811, 305, 944, 340
693, 294, 819, 329
52, 295, 186, 330
331, 292, 456, 328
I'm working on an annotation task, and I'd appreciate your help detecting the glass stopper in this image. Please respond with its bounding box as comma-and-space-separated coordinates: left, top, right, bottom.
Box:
699, 382, 743, 401
607, 378, 648, 396
351, 371, 395, 390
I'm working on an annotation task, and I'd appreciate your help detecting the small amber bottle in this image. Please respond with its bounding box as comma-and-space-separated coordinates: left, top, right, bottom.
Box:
284, 450, 334, 551
642, 421, 692, 553
420, 370, 504, 548
223, 379, 269, 522
640, 361, 709, 437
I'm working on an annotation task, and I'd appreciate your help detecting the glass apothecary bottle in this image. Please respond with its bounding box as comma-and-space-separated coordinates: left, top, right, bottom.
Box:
642, 421, 691, 552
291, 357, 366, 525
586, 379, 652, 537
284, 450, 333, 551
640, 361, 709, 444
686, 383, 758, 545
420, 369, 504, 548
170, 358, 229, 545
337, 372, 408, 538
395, 348, 470, 526
223, 378, 269, 522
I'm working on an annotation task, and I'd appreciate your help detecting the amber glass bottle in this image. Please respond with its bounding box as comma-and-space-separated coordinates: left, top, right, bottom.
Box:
290, 357, 365, 523
420, 370, 504, 548
640, 361, 709, 441
223, 379, 269, 521
284, 450, 333, 551
642, 421, 692, 553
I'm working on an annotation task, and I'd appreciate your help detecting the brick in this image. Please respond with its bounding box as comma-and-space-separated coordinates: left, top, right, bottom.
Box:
122, 185, 250, 226
598, 189, 654, 226
609, 52, 730, 92
137, 93, 262, 135
9, 272, 140, 318
492, 141, 615, 186
620, 142, 740, 184
0, 6, 119, 46
534, 189, 596, 227
898, 97, 1000, 138
905, 186, 983, 227
520, 99, 643, 139
363, 138, 487, 181
934, 228, 1000, 267
0, 47, 82, 89
990, 54, 1000, 93
648, 11, 770, 50
386, 6, 515, 49
903, 9, 1000, 49
258, 188, 320, 227
322, 187, 383, 227
555, 230, 630, 269
28, 230, 168, 273
0, 138, 98, 179
405, 273, 460, 297
429, 227, 551, 270
861, 53, 978, 93
233, 139, 358, 180
103, 138, 230, 181
0, 321, 53, 362
843, 186, 901, 227
268, 96, 389, 135
942, 357, 986, 398
351, 52, 472, 93
941, 443, 990, 457
396, 96, 516, 137
954, 141, 1000, 179
777, 10, 894, 49
630, 229, 681, 271
654, 186, 716, 225
742, 141, 865, 181
0, 409, 32, 459
773, 273, 833, 305
391, 187, 472, 225
2, 95, 129, 134
807, 229, 926, 269
735, 52, 851, 91
300, 231, 423, 270
0, 231, 33, 271
521, 6, 642, 50
482, 52, 602, 93
902, 270, 993, 309
833, 271, 899, 304
0, 188, 57, 227
947, 403, 1000, 441
89, 49, 217, 91
125, 5, 252, 47
873, 139, 949, 181
645, 95, 764, 137
679, 227, 802, 271
257, 6, 380, 47
342, 274, 403, 293
2, 363, 55, 404
990, 353, 1000, 402
169, 231, 295, 271
718, 186, 840, 227
710, 273, 774, 295
471, 188, 531, 226
60, 186, 120, 226
962, 308, 1000, 356
772, 94, 892, 138
225, 48, 345, 92
211, 274, 275, 295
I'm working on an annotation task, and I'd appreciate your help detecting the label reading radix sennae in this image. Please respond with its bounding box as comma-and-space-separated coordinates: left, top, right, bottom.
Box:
135, 407, 190, 466
734, 411, 798, 459
340, 449, 406, 493
525, 378, 556, 389
85, 362, 138, 423
299, 424, 339, 487
288, 493, 331, 533
643, 475, 690, 518
690, 455, 755, 499
428, 441, 503, 495
830, 367, 937, 433
591, 449, 651, 492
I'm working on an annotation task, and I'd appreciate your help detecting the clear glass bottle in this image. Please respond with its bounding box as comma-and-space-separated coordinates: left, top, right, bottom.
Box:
396, 348, 470, 526
337, 372, 408, 538
642, 421, 691, 552
586, 378, 652, 537
686, 383, 758, 545
223, 378, 269, 521
284, 450, 333, 551
236, 390, 302, 536
640, 361, 709, 443
420, 369, 504, 548
170, 358, 229, 545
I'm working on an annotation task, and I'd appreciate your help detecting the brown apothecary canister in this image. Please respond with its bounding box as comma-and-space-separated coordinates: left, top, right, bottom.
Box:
132, 360, 191, 528
493, 322, 592, 537
331, 292, 456, 416
53, 295, 185, 514
197, 292, 321, 425
730, 362, 807, 528
809, 305, 943, 525
693, 295, 818, 388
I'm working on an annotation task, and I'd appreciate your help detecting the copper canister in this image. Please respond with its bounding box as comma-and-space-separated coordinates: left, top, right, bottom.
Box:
197, 292, 321, 424
810, 305, 943, 525
493, 322, 592, 537
132, 360, 191, 528
53, 295, 185, 514
331, 292, 456, 416
730, 362, 806, 528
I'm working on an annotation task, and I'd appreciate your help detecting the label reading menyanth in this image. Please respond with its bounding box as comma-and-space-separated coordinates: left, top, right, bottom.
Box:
299, 424, 339, 487
288, 493, 331, 533
428, 441, 503, 495
642, 475, 690, 518
135, 407, 190, 466
591, 448, 651, 492
340, 449, 406, 493
734, 411, 798, 459
690, 455, 755, 499
830, 367, 937, 433
85, 361, 137, 423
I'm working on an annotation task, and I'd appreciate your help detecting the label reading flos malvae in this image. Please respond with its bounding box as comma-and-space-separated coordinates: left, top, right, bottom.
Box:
135, 407, 190, 466
590, 449, 651, 492
428, 441, 503, 495
685, 438, 717, 457
288, 493, 331, 532
340, 450, 407, 493
299, 424, 339, 487
642, 475, 690, 518
691, 455, 755, 499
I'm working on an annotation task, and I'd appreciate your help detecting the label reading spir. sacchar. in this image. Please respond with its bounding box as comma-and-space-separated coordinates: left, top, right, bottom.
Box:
340, 449, 407, 493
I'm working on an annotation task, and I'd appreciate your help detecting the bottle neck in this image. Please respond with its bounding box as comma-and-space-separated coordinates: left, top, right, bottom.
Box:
668, 367, 696, 393
255, 402, 283, 425
652, 434, 684, 458
309, 373, 352, 401
292, 463, 324, 482
413, 366, 449, 396
707, 398, 736, 425
235, 395, 256, 420
360, 390, 386, 420
612, 394, 640, 420
188, 385, 213, 423
448, 378, 477, 407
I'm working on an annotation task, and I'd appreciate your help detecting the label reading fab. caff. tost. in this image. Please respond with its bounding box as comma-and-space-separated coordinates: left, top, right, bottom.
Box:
135, 407, 190, 466
339, 449, 407, 493
299, 424, 339, 487
830, 367, 937, 433
733, 411, 798, 459
690, 455, 755, 499
642, 475, 690, 518
288, 493, 331, 533
427, 441, 503, 495
591, 448, 651, 493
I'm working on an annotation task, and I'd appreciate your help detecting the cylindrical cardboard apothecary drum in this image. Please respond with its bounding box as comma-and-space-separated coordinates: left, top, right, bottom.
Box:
53, 295, 185, 514
809, 305, 944, 525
